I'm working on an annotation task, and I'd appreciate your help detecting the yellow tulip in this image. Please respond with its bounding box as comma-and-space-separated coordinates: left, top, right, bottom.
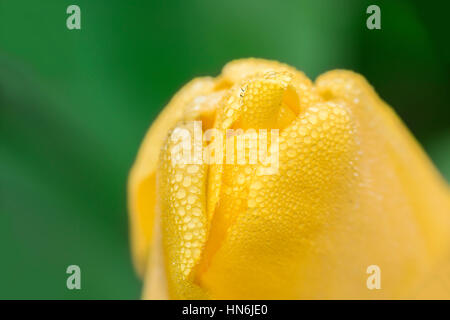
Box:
128, 58, 450, 299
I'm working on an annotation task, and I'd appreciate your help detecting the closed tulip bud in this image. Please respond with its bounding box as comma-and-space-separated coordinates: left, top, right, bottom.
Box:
128, 59, 450, 299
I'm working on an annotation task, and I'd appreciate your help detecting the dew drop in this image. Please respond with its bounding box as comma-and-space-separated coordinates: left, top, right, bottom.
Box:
287, 149, 296, 158
299, 127, 307, 136
319, 110, 328, 120
187, 194, 196, 205
176, 189, 186, 199
308, 115, 318, 125
182, 176, 191, 187
192, 207, 202, 216
237, 174, 246, 185
187, 165, 199, 174
251, 181, 262, 190
178, 208, 186, 217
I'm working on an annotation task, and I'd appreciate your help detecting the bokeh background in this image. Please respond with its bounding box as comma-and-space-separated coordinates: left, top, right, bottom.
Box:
0, 0, 449, 299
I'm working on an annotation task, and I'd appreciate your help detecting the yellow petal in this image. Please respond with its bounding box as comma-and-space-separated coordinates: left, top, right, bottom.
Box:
128, 77, 216, 277
155, 122, 209, 299
198, 100, 360, 298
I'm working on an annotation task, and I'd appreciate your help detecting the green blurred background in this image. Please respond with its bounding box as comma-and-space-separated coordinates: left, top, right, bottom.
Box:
0, 0, 449, 299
